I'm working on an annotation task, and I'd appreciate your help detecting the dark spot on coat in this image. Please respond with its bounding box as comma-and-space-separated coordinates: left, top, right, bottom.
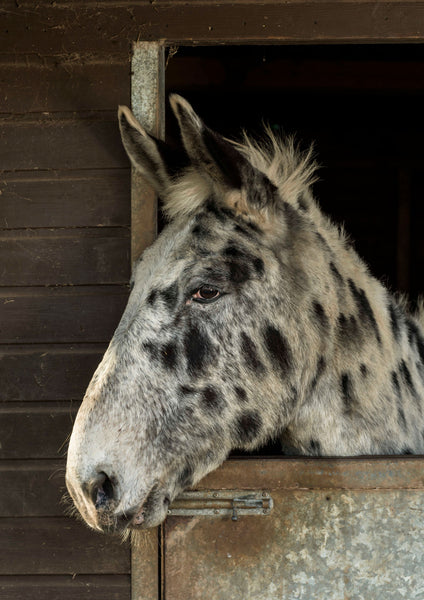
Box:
392, 371, 401, 395
205, 198, 228, 223
224, 244, 264, 279
234, 220, 262, 237
201, 386, 223, 412
360, 363, 368, 377
389, 302, 402, 341
227, 260, 251, 284
402, 447, 413, 455
313, 301, 329, 329
337, 313, 361, 344
129, 281, 134, 292
235, 410, 262, 445
240, 332, 265, 374
253, 257, 265, 277
311, 356, 326, 390
309, 440, 322, 456
398, 405, 408, 431
192, 222, 210, 237
161, 342, 178, 370
263, 325, 292, 376
348, 279, 381, 345
179, 385, 196, 396
147, 289, 158, 306
315, 231, 331, 252
399, 360, 415, 394
160, 283, 179, 312
341, 372, 355, 413
235, 386, 248, 403
143, 342, 159, 361
234, 223, 254, 239
329, 262, 344, 286
177, 465, 194, 489
184, 323, 212, 376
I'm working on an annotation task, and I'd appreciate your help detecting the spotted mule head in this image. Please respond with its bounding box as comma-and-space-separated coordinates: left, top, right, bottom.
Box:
66, 96, 318, 533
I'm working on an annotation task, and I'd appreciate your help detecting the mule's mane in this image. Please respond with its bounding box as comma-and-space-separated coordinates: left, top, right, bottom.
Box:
236, 129, 318, 204
164, 131, 318, 221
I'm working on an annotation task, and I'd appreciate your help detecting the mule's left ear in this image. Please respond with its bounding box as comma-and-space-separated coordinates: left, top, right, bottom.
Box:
170, 94, 277, 211
118, 105, 187, 196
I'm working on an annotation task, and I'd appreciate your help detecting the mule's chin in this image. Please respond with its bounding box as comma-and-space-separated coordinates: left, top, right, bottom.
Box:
128, 495, 171, 530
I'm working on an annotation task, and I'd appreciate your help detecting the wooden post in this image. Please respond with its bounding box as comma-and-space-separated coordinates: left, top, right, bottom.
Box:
130, 41, 165, 264
130, 41, 165, 600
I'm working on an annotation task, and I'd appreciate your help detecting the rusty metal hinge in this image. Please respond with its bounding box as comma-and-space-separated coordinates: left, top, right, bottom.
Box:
167, 490, 273, 521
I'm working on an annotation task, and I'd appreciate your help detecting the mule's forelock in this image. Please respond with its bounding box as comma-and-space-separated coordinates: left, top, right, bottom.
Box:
118, 95, 317, 224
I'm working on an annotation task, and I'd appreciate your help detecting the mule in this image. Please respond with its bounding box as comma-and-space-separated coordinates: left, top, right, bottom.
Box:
66, 95, 424, 533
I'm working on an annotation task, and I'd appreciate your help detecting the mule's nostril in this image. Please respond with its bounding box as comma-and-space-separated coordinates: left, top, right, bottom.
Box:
89, 472, 115, 510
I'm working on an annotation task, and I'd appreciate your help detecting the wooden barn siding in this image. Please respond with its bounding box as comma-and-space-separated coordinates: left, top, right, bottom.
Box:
0, 21, 132, 600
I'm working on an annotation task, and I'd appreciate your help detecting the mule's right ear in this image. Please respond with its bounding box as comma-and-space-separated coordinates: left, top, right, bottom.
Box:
118, 106, 175, 196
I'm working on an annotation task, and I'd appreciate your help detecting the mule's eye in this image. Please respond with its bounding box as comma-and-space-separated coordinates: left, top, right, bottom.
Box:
192, 286, 221, 303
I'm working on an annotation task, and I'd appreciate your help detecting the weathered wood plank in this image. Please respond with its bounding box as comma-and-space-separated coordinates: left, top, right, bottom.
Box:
1, 2, 424, 53
0, 402, 78, 459
0, 116, 128, 171
0, 57, 129, 113
0, 575, 130, 600
0, 461, 65, 517
0, 344, 104, 401
0, 517, 130, 574
0, 228, 130, 286
0, 462, 84, 520
201, 457, 424, 490
0, 171, 130, 228
0, 286, 128, 344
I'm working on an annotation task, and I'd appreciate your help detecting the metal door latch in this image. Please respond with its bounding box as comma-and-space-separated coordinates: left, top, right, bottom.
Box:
167, 490, 273, 520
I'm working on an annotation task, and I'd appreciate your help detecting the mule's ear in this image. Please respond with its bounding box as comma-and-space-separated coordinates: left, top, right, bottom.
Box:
169, 94, 277, 210
118, 105, 178, 195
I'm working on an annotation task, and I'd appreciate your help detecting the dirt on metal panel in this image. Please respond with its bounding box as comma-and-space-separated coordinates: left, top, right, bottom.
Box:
164, 488, 424, 600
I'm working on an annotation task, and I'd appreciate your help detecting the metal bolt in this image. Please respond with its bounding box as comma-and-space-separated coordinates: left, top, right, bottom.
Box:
168, 510, 171, 515
262, 492, 268, 497
213, 492, 218, 498
214, 509, 219, 514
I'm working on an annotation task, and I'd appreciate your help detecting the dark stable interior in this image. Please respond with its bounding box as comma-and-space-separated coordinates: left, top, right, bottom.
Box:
164, 44, 424, 456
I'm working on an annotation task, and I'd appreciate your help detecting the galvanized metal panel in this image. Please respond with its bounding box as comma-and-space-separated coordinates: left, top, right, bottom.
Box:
164, 487, 424, 599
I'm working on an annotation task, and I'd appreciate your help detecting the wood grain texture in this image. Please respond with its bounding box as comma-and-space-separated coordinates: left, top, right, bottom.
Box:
0, 344, 104, 401
0, 575, 130, 600
1, 2, 424, 53
0, 460, 67, 517
0, 57, 130, 113
0, 171, 130, 229
0, 517, 130, 574
0, 286, 129, 343
200, 457, 424, 490
0, 402, 78, 459
0, 116, 128, 171
0, 228, 130, 286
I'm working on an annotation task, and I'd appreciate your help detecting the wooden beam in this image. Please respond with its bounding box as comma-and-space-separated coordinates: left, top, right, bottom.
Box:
2, 2, 424, 55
